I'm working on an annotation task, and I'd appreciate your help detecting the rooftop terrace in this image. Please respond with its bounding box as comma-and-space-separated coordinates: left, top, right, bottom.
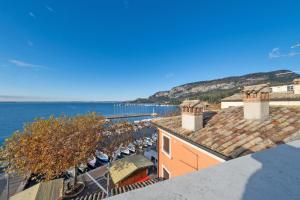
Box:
108, 140, 300, 200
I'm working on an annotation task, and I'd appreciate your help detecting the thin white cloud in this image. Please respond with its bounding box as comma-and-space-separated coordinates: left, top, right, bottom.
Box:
45, 5, 54, 12
269, 47, 300, 58
9, 59, 47, 70
27, 40, 34, 47
29, 12, 36, 19
269, 48, 282, 58
165, 73, 175, 79
291, 43, 300, 49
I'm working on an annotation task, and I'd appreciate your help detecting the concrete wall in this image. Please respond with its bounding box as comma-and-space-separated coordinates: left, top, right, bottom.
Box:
181, 114, 203, 131
221, 101, 300, 109
158, 128, 222, 179
243, 101, 269, 120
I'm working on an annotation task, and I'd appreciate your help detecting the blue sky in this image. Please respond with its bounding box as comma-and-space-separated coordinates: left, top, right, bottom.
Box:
0, 0, 300, 101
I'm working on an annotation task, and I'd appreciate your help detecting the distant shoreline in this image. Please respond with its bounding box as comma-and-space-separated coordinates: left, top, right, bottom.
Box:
0, 101, 121, 103
0, 101, 178, 106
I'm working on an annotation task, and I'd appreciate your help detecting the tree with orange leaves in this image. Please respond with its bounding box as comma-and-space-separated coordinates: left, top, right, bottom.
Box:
2, 112, 105, 191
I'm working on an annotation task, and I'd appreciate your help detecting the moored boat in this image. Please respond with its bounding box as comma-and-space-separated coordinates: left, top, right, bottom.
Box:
96, 150, 109, 162
128, 144, 136, 153
120, 147, 130, 155
78, 163, 88, 173
88, 156, 97, 168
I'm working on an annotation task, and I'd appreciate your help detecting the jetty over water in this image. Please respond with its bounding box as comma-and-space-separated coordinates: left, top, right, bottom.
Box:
106, 113, 158, 119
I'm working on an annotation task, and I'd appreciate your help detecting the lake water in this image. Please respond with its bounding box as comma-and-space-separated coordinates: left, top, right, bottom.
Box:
0, 102, 178, 145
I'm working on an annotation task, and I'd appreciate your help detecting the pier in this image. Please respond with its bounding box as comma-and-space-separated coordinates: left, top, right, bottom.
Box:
106, 113, 158, 119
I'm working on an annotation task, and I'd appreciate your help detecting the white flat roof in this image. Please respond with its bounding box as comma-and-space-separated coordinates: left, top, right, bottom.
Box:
109, 140, 300, 200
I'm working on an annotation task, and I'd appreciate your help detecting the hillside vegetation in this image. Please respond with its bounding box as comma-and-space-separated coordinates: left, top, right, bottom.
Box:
131, 70, 300, 105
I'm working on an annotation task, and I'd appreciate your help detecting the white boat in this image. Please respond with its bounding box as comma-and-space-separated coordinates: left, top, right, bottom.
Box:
143, 140, 148, 147
88, 156, 97, 167
78, 163, 88, 173
152, 136, 157, 142
120, 147, 130, 155
114, 149, 121, 158
96, 151, 109, 162
152, 133, 158, 140
128, 144, 136, 153
66, 167, 74, 178
147, 140, 153, 146
134, 139, 142, 146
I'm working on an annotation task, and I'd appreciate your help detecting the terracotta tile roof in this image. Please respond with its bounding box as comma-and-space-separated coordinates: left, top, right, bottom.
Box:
222, 92, 300, 101
152, 106, 300, 159
74, 177, 163, 200
180, 100, 206, 108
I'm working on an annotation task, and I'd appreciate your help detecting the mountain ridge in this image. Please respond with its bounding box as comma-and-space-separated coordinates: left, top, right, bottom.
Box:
131, 70, 300, 104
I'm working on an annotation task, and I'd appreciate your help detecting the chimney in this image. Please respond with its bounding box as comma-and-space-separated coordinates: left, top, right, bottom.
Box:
293, 78, 300, 94
243, 84, 270, 120
180, 100, 204, 131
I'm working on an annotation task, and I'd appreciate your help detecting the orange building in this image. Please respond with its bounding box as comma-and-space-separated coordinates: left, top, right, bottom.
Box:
152, 84, 300, 179
157, 128, 225, 178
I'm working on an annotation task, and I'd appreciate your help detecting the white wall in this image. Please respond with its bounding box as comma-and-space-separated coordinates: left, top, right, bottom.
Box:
221, 101, 243, 109
271, 85, 288, 93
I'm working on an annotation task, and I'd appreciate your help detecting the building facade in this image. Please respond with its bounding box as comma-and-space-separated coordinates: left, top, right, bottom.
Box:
221, 78, 300, 109
153, 84, 300, 179
157, 128, 224, 179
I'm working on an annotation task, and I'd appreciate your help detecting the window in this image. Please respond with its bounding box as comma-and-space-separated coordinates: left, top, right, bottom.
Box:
163, 135, 170, 156
163, 167, 170, 179
287, 85, 294, 92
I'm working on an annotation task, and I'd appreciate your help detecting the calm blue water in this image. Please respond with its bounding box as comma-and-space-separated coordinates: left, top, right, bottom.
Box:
0, 102, 178, 145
